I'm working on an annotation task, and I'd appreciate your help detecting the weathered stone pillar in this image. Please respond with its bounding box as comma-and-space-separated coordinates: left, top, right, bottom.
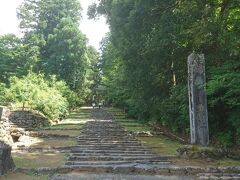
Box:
0, 142, 15, 175
188, 53, 209, 146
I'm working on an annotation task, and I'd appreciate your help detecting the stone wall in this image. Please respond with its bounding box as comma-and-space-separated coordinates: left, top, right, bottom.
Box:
9, 110, 48, 128
0, 106, 48, 145
0, 107, 13, 145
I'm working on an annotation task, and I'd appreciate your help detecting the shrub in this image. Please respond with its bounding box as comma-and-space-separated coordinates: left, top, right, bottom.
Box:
0, 83, 7, 104
6, 73, 69, 120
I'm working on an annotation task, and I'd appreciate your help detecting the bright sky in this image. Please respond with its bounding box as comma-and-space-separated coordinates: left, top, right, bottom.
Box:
0, 0, 109, 50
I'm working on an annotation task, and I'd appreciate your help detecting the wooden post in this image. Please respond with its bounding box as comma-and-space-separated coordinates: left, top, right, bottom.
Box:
188, 53, 209, 146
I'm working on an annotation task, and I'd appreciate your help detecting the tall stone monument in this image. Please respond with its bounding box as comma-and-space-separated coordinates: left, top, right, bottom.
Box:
188, 53, 209, 146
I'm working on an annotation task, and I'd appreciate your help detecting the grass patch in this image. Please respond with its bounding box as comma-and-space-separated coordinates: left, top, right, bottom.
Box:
13, 152, 66, 168
0, 172, 48, 180
173, 157, 240, 167
59, 119, 90, 124
67, 114, 90, 118
119, 121, 145, 127
115, 119, 135, 122
138, 136, 181, 155
125, 126, 152, 132
216, 158, 240, 166
30, 139, 77, 148
41, 124, 83, 130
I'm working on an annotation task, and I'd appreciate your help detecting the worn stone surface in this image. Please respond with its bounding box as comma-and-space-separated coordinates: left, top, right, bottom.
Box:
0, 107, 13, 145
9, 110, 48, 128
0, 142, 15, 175
64, 109, 172, 171
188, 53, 209, 146
0, 107, 48, 145
197, 173, 240, 180
51, 173, 194, 180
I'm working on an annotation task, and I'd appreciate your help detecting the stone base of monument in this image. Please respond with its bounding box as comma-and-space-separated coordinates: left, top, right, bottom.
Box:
0, 142, 15, 175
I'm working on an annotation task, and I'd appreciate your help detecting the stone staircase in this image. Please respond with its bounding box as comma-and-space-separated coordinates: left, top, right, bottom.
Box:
63, 109, 172, 172
66, 119, 171, 169
50, 109, 240, 179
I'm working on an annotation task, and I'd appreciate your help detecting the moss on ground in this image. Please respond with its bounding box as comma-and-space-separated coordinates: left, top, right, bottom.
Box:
41, 124, 83, 130
30, 138, 77, 148
41, 110, 91, 130
216, 158, 240, 166
117, 119, 149, 131
119, 121, 145, 127
12, 152, 66, 168
108, 108, 182, 156
124, 126, 152, 132
138, 136, 181, 155
173, 157, 240, 167
0, 173, 48, 180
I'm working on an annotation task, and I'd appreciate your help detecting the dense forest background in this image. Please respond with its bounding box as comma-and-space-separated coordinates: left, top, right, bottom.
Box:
89, 0, 240, 146
0, 0, 239, 146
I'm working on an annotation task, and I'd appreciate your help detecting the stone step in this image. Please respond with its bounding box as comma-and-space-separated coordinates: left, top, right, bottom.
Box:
72, 145, 145, 149
80, 131, 130, 137
71, 147, 151, 152
77, 141, 140, 144
77, 137, 137, 140
68, 156, 168, 161
74, 145, 145, 148
50, 173, 194, 180
76, 142, 142, 146
197, 173, 240, 179
70, 153, 156, 157
78, 134, 132, 137
79, 131, 127, 133
65, 160, 172, 166
70, 149, 154, 154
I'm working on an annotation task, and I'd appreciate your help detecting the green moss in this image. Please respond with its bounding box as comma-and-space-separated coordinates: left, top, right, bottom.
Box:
41, 124, 83, 130
13, 152, 66, 168
124, 126, 152, 132
216, 158, 240, 166
30, 139, 77, 148
0, 173, 49, 180
59, 118, 89, 124
138, 136, 181, 155
119, 122, 144, 127
173, 157, 240, 167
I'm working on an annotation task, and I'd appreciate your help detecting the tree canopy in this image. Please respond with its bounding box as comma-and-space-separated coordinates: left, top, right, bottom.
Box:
0, 0, 100, 120
90, 0, 240, 145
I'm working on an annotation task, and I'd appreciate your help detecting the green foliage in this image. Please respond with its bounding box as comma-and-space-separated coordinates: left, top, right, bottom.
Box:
0, 0, 102, 120
6, 73, 69, 120
84, 46, 101, 103
0, 83, 7, 104
17, 0, 87, 91
93, 0, 240, 145
207, 60, 240, 145
0, 34, 39, 84
154, 85, 189, 134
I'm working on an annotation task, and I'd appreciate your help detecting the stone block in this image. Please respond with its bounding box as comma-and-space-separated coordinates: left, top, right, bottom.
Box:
0, 142, 15, 175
